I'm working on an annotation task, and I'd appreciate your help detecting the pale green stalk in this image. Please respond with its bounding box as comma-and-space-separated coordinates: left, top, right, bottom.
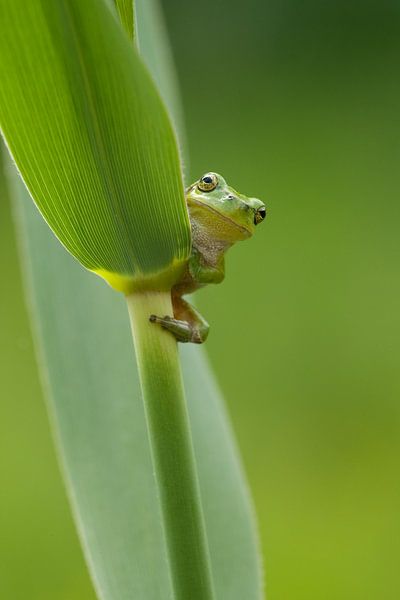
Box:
126, 291, 215, 600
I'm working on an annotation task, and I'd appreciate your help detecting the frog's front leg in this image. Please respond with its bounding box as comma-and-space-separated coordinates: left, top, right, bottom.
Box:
149, 253, 222, 343
149, 295, 209, 344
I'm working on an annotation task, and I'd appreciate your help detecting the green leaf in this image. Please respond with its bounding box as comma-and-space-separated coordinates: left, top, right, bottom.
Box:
3, 0, 263, 597
135, 0, 187, 159
113, 0, 134, 41
0, 0, 190, 292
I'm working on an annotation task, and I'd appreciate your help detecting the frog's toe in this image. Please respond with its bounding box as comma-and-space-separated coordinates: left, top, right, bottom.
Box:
149, 314, 171, 322
149, 314, 176, 326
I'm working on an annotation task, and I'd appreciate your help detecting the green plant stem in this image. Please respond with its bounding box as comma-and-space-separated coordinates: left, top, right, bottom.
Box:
126, 291, 215, 600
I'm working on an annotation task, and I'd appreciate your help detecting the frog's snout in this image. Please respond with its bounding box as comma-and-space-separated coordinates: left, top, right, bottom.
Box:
247, 197, 266, 226
254, 205, 266, 225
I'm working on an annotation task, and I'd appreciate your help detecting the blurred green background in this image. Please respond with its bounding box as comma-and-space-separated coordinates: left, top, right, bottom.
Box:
1, 0, 400, 598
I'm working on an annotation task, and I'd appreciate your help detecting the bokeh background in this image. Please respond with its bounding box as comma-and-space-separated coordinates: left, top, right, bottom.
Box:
1, 0, 400, 598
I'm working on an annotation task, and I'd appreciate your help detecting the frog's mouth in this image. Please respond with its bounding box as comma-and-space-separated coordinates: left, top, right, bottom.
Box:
189, 198, 253, 237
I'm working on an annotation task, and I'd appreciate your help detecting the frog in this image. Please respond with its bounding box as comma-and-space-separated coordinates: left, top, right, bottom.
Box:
150, 172, 266, 343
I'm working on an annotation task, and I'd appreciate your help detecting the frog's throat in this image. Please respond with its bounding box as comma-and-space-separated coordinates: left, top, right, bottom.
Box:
188, 198, 252, 237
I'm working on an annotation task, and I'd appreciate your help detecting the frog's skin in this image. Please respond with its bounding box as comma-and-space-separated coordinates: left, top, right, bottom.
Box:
150, 172, 266, 343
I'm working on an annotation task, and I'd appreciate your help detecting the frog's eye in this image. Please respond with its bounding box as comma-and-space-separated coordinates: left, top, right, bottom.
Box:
254, 206, 266, 225
198, 172, 218, 192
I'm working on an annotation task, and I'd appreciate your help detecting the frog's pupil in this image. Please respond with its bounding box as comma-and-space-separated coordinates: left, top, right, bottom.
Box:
203, 176, 212, 184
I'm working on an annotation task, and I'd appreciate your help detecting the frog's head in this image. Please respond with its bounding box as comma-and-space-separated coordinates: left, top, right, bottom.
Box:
186, 172, 266, 242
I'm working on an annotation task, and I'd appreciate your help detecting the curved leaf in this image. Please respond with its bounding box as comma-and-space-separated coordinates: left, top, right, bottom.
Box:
3, 0, 263, 598
0, 0, 190, 292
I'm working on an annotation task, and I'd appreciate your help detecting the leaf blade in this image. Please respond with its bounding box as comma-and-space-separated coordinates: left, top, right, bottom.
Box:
9, 172, 173, 599
0, 0, 190, 289
113, 0, 135, 40
3, 0, 263, 597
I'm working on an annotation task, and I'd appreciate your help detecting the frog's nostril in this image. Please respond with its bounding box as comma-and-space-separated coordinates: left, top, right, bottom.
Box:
254, 206, 266, 225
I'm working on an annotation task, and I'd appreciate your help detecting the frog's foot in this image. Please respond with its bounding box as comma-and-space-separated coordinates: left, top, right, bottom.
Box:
149, 314, 192, 343
149, 308, 209, 344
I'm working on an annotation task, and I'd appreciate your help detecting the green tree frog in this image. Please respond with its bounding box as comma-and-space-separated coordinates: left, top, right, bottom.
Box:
150, 172, 266, 343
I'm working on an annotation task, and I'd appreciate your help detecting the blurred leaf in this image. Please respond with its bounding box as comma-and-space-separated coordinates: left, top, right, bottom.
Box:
135, 0, 187, 161
113, 0, 134, 40
10, 172, 173, 599
0, 0, 190, 292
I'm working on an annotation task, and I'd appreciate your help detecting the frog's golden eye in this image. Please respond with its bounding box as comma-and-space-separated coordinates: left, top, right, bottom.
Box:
198, 172, 218, 192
